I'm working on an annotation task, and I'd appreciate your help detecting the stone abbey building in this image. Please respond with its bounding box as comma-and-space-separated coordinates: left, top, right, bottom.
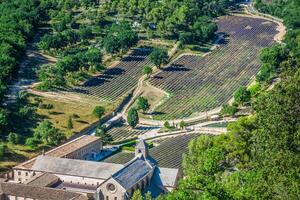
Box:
1, 135, 179, 200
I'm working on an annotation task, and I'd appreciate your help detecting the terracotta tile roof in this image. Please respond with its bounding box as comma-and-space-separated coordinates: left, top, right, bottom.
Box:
15, 135, 101, 169
0, 182, 89, 200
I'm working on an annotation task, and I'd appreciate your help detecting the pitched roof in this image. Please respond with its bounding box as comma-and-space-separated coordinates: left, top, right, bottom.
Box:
16, 135, 101, 169
24, 173, 60, 187
136, 139, 148, 149
139, 167, 179, 198
0, 182, 88, 200
112, 156, 154, 190
152, 167, 179, 188
32, 156, 124, 179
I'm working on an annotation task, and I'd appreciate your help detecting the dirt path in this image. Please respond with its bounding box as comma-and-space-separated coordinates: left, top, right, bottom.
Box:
4, 34, 57, 105
27, 88, 102, 106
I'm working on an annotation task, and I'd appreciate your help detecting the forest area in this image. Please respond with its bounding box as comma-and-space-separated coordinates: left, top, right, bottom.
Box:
0, 0, 238, 171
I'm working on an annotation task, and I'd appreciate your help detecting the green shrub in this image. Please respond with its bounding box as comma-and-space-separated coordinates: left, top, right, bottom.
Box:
93, 106, 105, 119
7, 132, 20, 144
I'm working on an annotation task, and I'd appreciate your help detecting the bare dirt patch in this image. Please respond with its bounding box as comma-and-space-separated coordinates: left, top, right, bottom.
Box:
140, 83, 166, 111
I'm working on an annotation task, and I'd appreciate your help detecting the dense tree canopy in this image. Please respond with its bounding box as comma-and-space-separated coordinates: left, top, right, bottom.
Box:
0, 0, 43, 105
150, 48, 169, 68
103, 22, 139, 54
108, 0, 236, 40
32, 120, 65, 146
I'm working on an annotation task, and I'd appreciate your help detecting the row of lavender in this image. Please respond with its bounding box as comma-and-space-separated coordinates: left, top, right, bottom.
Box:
149, 16, 278, 120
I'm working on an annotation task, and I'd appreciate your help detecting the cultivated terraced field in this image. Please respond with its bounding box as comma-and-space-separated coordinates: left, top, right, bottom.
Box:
149, 15, 278, 120
72, 48, 152, 102
106, 124, 155, 142
103, 133, 201, 168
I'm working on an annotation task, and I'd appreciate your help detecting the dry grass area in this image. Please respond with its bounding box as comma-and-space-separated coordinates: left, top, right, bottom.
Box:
0, 144, 38, 172
27, 92, 116, 136
131, 83, 167, 119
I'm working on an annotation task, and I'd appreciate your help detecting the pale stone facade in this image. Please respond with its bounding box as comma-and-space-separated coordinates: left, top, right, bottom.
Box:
12, 135, 102, 183
4, 136, 179, 200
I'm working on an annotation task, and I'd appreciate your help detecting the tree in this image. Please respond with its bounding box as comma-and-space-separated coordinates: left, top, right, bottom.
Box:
127, 108, 139, 128
103, 35, 120, 54
94, 125, 112, 144
192, 16, 217, 42
38, 64, 65, 90
179, 121, 186, 130
164, 121, 171, 129
259, 44, 288, 69
131, 190, 143, 200
34, 120, 65, 146
93, 106, 105, 119
78, 25, 93, 40
234, 86, 251, 105
143, 65, 153, 78
150, 48, 169, 68
103, 21, 138, 54
67, 116, 73, 129
256, 63, 273, 83
179, 32, 194, 44
136, 97, 150, 113
7, 132, 20, 144
85, 48, 102, 67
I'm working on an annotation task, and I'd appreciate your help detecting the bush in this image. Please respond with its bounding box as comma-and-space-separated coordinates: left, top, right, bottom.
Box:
67, 116, 73, 129
7, 132, 20, 144
234, 86, 251, 105
164, 121, 171, 129
179, 121, 186, 129
93, 106, 105, 119
25, 137, 40, 148
18, 106, 33, 118
72, 113, 80, 119
248, 83, 262, 97
0, 143, 7, 158
221, 104, 238, 116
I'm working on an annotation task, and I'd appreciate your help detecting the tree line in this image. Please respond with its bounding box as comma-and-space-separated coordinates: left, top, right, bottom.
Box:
107, 0, 237, 43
